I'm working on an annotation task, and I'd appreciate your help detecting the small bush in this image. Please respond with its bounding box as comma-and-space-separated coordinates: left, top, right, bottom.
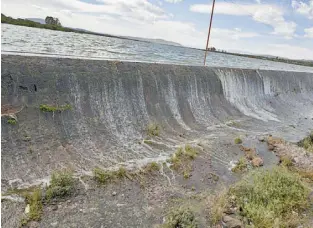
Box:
40, 104, 72, 113
229, 167, 310, 227
234, 137, 242, 144
93, 167, 114, 184
298, 132, 313, 152
46, 170, 75, 200
163, 207, 198, 228
231, 157, 248, 173
147, 123, 160, 137
7, 118, 17, 125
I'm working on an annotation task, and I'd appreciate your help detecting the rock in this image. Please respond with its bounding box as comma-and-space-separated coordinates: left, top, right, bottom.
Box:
252, 157, 264, 167
222, 215, 243, 228
52, 205, 58, 211
268, 144, 274, 151
112, 191, 117, 196
258, 136, 265, 142
51, 222, 58, 227
25, 204, 30, 214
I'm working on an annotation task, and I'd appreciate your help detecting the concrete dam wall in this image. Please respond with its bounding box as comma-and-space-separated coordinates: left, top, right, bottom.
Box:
2, 54, 313, 187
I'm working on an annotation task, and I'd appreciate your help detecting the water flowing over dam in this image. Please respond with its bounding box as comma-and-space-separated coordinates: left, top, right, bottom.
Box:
1, 55, 313, 188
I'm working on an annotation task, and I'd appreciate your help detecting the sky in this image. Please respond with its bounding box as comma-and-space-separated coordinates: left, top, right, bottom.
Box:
1, 0, 313, 60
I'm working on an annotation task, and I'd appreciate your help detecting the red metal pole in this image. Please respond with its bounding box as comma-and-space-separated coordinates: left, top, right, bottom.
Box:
204, 0, 216, 66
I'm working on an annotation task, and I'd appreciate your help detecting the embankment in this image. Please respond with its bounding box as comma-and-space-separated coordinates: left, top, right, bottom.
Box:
2, 54, 313, 188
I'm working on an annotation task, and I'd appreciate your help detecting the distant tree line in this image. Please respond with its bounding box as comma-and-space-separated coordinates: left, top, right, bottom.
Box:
1, 14, 74, 32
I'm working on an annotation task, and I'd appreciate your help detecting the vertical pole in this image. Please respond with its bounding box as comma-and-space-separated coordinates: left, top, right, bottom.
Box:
204, 0, 216, 66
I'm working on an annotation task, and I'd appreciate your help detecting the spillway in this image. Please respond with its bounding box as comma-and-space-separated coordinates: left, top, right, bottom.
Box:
1, 55, 313, 187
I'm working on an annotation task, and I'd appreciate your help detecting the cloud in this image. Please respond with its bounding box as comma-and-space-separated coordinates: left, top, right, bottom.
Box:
304, 27, 313, 38
292, 0, 313, 19
190, 2, 297, 38
164, 0, 183, 3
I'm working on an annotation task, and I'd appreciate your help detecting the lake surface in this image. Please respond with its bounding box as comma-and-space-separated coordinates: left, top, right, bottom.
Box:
2, 24, 313, 72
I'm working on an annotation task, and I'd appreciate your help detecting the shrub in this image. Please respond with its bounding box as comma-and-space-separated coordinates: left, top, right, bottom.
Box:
7, 118, 17, 125
298, 132, 313, 152
46, 170, 75, 200
234, 137, 242, 144
40, 104, 72, 113
163, 207, 198, 228
147, 123, 160, 137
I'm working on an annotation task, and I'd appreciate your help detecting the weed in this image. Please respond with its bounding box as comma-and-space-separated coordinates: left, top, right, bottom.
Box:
163, 207, 198, 228
46, 170, 75, 201
7, 118, 17, 125
231, 157, 248, 173
146, 123, 160, 137
298, 132, 313, 152
20, 188, 43, 226
93, 167, 129, 185
234, 137, 242, 144
143, 162, 160, 173
93, 167, 115, 184
168, 145, 198, 179
229, 167, 310, 227
185, 144, 198, 159
280, 155, 293, 167
209, 189, 228, 225
26, 188, 43, 221
183, 170, 191, 179
39, 104, 72, 113
116, 167, 127, 178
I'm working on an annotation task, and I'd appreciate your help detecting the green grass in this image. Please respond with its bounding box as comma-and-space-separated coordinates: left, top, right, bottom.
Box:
146, 123, 160, 137
298, 132, 313, 152
231, 157, 248, 173
143, 162, 160, 173
39, 104, 72, 113
227, 167, 310, 227
169, 145, 198, 171
20, 188, 43, 227
234, 137, 243, 144
7, 118, 17, 125
185, 144, 198, 159
46, 170, 75, 201
163, 206, 198, 228
93, 167, 129, 185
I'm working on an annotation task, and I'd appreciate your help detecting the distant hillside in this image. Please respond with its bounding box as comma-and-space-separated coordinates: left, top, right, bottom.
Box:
126, 37, 182, 47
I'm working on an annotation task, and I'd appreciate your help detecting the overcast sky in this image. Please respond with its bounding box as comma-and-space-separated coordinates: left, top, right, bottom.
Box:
2, 0, 313, 60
